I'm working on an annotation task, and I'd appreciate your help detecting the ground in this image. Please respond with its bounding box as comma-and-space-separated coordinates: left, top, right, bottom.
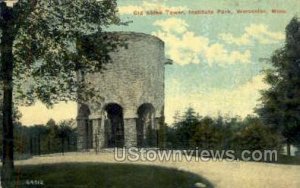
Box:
14, 163, 210, 188
15, 151, 300, 188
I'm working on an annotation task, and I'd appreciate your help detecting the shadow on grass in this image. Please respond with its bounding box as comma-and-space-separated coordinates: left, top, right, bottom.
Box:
13, 163, 214, 188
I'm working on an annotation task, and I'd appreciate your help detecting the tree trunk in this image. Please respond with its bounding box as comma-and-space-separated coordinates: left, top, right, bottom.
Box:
1, 6, 16, 187
61, 138, 64, 155
34, 137, 37, 154
38, 134, 41, 155
67, 136, 70, 152
287, 142, 291, 156
29, 137, 33, 155
48, 139, 51, 153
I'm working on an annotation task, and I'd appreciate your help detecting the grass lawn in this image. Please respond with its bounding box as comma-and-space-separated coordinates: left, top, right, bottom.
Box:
11, 163, 213, 188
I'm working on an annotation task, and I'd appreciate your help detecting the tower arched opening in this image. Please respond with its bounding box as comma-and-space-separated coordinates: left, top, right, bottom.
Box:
104, 103, 125, 147
137, 103, 156, 147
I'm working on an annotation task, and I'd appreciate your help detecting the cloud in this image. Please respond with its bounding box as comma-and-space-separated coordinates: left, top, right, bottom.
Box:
219, 24, 285, 45
153, 18, 188, 34
218, 33, 251, 46
205, 44, 251, 65
153, 19, 209, 65
152, 18, 251, 65
165, 74, 269, 124
118, 2, 187, 15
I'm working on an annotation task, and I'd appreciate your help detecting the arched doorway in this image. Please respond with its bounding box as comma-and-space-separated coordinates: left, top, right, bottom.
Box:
104, 103, 125, 147
137, 103, 156, 147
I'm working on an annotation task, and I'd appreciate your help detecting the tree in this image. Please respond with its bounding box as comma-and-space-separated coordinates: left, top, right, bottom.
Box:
46, 119, 56, 127
45, 119, 59, 153
192, 116, 221, 149
0, 0, 120, 186
27, 124, 45, 155
1, 82, 22, 156
172, 110, 181, 124
257, 17, 300, 156
0, 84, 2, 122
173, 107, 200, 148
57, 119, 75, 154
232, 117, 282, 152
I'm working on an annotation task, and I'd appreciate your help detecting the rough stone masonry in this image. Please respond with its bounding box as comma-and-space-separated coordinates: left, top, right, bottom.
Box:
77, 32, 169, 150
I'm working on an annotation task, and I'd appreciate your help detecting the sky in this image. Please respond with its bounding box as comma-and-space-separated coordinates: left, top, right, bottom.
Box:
18, 0, 300, 125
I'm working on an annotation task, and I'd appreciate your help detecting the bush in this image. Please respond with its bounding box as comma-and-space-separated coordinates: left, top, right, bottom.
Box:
191, 118, 223, 149
232, 118, 283, 151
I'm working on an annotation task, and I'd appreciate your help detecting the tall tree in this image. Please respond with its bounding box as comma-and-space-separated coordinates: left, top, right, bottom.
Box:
0, 0, 120, 186
257, 17, 300, 156
174, 107, 200, 148
57, 119, 75, 154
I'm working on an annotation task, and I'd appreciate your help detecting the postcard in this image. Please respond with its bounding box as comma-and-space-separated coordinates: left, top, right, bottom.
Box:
0, 0, 299, 187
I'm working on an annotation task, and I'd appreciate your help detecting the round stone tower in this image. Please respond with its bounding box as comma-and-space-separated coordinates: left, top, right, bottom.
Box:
77, 32, 167, 150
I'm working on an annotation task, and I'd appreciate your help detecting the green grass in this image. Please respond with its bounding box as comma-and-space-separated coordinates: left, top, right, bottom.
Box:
12, 163, 213, 188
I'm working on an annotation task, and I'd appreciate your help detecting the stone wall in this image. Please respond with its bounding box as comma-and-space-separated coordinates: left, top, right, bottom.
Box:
77, 32, 166, 150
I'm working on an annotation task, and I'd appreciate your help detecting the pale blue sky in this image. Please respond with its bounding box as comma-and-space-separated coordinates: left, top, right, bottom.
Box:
19, 0, 300, 125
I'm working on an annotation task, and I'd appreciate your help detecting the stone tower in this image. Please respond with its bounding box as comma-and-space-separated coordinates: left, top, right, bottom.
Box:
77, 32, 168, 150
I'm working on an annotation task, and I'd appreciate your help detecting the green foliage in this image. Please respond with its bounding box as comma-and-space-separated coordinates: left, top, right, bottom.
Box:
5, 0, 122, 106
172, 107, 200, 148
44, 119, 60, 153
0, 1, 123, 122
0, 0, 121, 183
257, 17, 300, 148
157, 116, 166, 149
57, 119, 76, 153
232, 117, 283, 151
4, 119, 77, 156
166, 108, 282, 151
191, 117, 224, 149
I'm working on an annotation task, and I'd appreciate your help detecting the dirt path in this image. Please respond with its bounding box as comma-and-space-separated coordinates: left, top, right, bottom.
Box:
16, 152, 300, 188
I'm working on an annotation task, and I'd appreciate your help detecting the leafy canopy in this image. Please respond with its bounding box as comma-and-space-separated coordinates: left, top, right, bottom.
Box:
1, 0, 121, 106
257, 17, 300, 144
